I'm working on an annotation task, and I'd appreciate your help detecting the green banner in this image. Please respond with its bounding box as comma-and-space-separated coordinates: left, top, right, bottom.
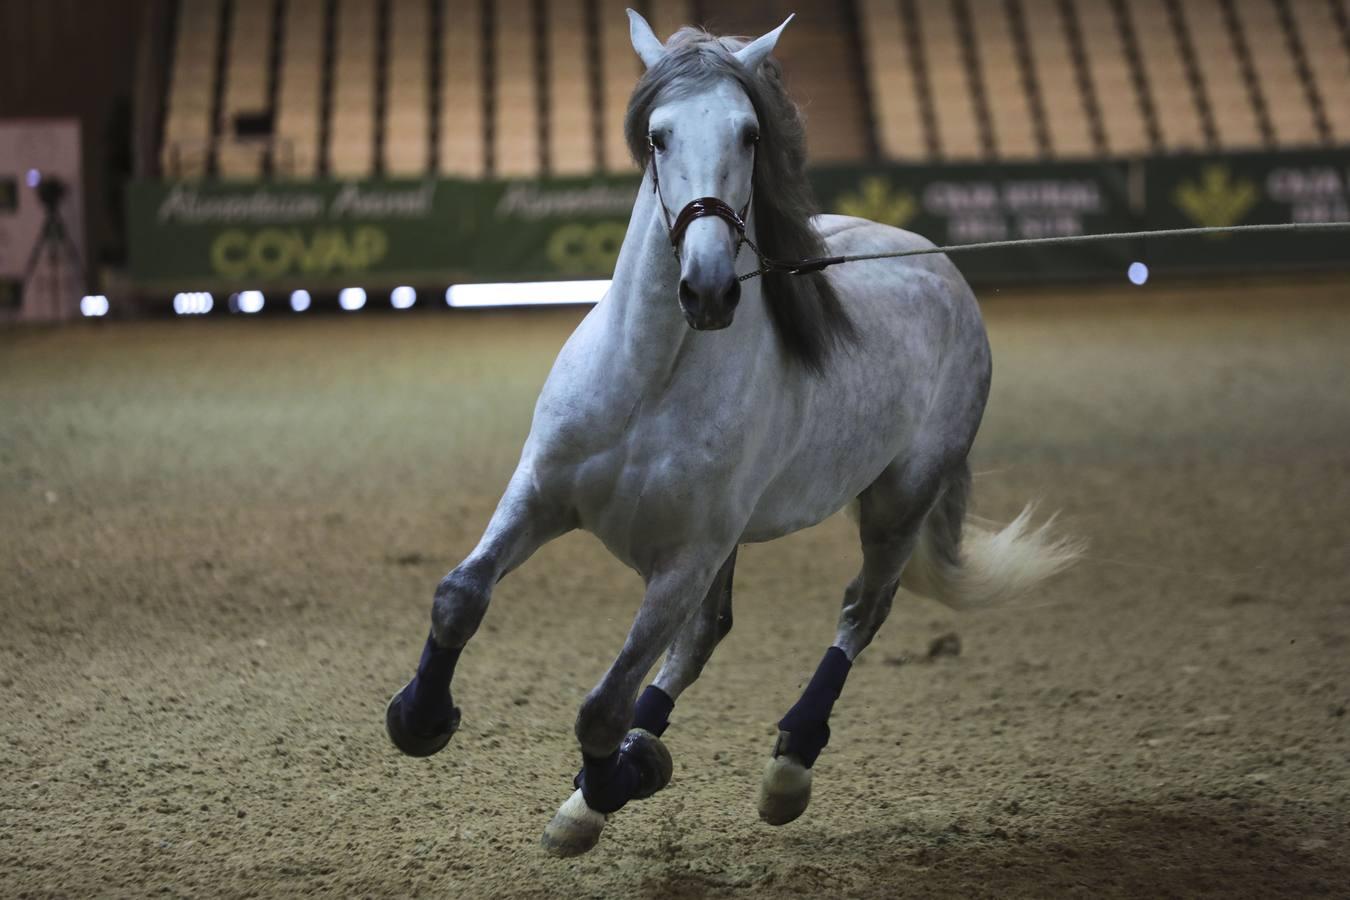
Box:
1142, 149, 1350, 272
127, 150, 1348, 288
129, 180, 445, 283
477, 177, 637, 278
127, 175, 641, 286
128, 165, 1134, 287
811, 161, 1136, 282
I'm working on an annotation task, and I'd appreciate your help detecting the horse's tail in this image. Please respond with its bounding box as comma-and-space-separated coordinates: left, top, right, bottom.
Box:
899, 463, 1083, 611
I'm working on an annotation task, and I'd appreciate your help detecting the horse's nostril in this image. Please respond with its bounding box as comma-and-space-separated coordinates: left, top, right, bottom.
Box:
725, 279, 741, 308
679, 276, 737, 326
678, 279, 698, 310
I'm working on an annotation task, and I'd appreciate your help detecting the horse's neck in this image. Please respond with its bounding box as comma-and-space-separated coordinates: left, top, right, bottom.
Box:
600, 171, 769, 392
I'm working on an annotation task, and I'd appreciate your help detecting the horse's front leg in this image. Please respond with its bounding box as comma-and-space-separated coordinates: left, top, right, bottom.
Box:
646, 547, 737, 720
385, 467, 571, 757
540, 547, 730, 857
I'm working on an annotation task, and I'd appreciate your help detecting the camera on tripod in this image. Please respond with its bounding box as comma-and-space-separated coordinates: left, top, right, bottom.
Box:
35, 175, 67, 211
23, 170, 84, 312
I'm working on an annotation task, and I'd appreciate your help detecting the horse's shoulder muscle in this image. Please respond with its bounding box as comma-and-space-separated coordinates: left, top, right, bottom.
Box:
811, 214, 937, 256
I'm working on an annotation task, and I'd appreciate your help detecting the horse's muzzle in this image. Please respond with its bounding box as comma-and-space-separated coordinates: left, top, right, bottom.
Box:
678, 273, 741, 331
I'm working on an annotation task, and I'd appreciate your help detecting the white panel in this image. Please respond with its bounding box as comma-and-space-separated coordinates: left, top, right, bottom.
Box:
1183, 0, 1262, 148
386, 0, 429, 175
1291, 0, 1350, 143
917, 1, 982, 160
441, 0, 487, 176
219, 0, 274, 178
1021, 0, 1094, 157
648, 0, 692, 48
1072, 0, 1147, 156
329, 0, 376, 177
1128, 0, 1205, 151
547, 0, 594, 174
598, 1, 641, 172
493, 0, 539, 176
858, 0, 926, 159
275, 0, 325, 177
971, 0, 1039, 158
1237, 0, 1318, 147
162, 0, 222, 177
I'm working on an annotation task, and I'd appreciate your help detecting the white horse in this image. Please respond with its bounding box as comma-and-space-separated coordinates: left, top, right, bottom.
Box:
386, 11, 1078, 857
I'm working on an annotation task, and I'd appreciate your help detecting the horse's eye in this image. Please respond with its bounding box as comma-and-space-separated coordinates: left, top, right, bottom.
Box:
743, 128, 760, 148
649, 132, 667, 153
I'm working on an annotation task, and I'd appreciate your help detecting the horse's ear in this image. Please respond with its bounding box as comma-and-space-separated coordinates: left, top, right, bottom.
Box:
627, 8, 665, 69
733, 14, 795, 72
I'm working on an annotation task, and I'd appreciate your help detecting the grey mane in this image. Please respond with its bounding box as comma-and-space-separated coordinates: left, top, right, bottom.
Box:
623, 27, 858, 375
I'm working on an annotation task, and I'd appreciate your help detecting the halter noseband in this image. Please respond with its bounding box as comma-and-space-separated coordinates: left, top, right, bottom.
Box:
668, 197, 749, 249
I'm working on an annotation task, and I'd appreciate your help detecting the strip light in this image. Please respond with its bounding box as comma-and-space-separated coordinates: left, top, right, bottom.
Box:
80, 295, 109, 317
237, 290, 264, 314
445, 280, 611, 309
339, 287, 367, 311
173, 292, 214, 315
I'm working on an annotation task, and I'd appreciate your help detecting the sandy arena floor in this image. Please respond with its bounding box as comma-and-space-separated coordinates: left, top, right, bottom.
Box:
2, 278, 1348, 898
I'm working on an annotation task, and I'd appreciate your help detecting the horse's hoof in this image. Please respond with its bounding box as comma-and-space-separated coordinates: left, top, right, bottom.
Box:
541, 789, 607, 858
621, 728, 673, 800
758, 752, 812, 826
385, 685, 460, 758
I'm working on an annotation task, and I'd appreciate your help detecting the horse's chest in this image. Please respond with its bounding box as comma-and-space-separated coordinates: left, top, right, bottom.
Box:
542, 404, 745, 568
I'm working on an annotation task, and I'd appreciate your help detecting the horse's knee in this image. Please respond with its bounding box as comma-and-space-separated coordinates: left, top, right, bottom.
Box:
431, 564, 492, 648
716, 604, 733, 642
575, 688, 631, 758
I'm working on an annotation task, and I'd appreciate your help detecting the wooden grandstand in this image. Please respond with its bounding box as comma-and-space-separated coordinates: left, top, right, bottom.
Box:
157, 0, 1350, 180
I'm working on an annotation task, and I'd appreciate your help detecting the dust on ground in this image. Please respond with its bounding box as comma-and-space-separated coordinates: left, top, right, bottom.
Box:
2, 278, 1348, 897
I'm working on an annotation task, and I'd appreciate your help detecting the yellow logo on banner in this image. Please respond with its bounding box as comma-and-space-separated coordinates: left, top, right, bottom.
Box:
836, 177, 918, 229
1173, 165, 1258, 231
546, 222, 626, 274
210, 226, 388, 279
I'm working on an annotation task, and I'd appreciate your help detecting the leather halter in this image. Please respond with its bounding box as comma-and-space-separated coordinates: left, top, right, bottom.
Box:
647, 137, 843, 281
669, 197, 749, 249
649, 136, 754, 266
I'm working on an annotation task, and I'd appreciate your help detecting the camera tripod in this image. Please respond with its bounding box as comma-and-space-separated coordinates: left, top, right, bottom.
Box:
23, 189, 85, 315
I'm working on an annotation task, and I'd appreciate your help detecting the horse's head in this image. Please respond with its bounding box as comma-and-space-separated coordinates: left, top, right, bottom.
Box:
627, 10, 793, 331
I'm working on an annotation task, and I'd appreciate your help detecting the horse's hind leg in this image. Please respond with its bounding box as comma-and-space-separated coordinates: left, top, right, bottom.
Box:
386, 468, 571, 757
759, 462, 944, 826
